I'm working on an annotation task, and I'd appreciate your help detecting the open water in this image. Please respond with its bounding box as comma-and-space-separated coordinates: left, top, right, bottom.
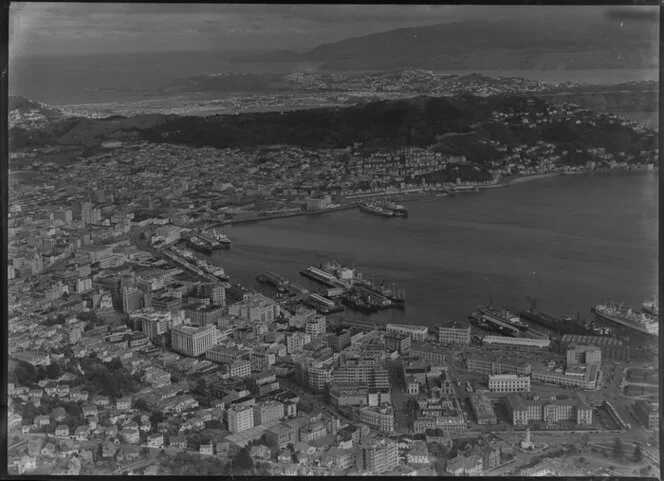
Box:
210, 171, 658, 344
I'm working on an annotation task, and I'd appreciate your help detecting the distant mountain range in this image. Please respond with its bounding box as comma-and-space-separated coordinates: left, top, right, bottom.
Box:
231, 20, 657, 71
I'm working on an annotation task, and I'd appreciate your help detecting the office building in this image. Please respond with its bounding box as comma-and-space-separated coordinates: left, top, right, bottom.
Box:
199, 283, 226, 307
566, 345, 602, 366
411, 342, 447, 365
504, 393, 593, 426
185, 304, 224, 327
305, 315, 327, 338
228, 405, 255, 433
286, 331, 311, 354
468, 393, 498, 424
437, 321, 471, 344
531, 364, 600, 390
385, 324, 428, 341
229, 360, 252, 378
265, 422, 298, 449
171, 324, 217, 357
121, 287, 144, 313
206, 345, 251, 364
482, 336, 550, 350
357, 437, 399, 474
488, 374, 531, 393
81, 201, 92, 225
253, 400, 285, 426
634, 400, 659, 430
358, 405, 395, 432
383, 332, 411, 354
465, 356, 532, 376
333, 357, 389, 390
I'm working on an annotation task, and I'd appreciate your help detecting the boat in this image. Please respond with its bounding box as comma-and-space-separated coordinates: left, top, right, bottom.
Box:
383, 199, 409, 218
592, 301, 659, 336
478, 304, 529, 333
642, 298, 659, 316
359, 202, 395, 218
341, 294, 381, 314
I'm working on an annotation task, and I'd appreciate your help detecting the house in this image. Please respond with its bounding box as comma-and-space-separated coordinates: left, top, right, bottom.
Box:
82, 404, 98, 418
92, 394, 110, 406
147, 433, 164, 448
139, 420, 152, 433
406, 441, 430, 465
102, 441, 118, 459
28, 388, 44, 399
44, 384, 58, 396
121, 426, 140, 444
250, 445, 272, 460
74, 425, 90, 441
29, 396, 42, 407
22, 425, 32, 434
116, 396, 132, 411
278, 448, 293, 463
69, 388, 89, 402
116, 445, 141, 462
216, 441, 230, 455
169, 436, 187, 449
55, 425, 70, 437
34, 415, 51, 427
56, 384, 70, 397
88, 418, 98, 431
199, 443, 214, 455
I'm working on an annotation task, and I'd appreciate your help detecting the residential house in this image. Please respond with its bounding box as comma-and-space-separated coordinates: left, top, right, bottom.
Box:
121, 426, 140, 444
17, 456, 37, 474
116, 445, 141, 462
143, 465, 159, 476
41, 442, 56, 457
199, 443, 214, 455
69, 388, 89, 402
116, 396, 132, 411
56, 384, 70, 397
34, 415, 51, 428
74, 425, 90, 441
102, 441, 118, 459
147, 433, 164, 448
169, 436, 187, 449
92, 394, 110, 407
55, 425, 70, 437
406, 441, 430, 464
82, 404, 98, 418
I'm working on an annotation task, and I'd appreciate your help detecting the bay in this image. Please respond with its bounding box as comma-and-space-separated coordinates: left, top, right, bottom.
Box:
211, 171, 658, 344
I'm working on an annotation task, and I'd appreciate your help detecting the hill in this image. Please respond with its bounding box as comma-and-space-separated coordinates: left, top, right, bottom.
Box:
233, 20, 656, 71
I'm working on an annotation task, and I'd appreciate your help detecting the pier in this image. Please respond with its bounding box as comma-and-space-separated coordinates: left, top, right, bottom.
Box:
217, 203, 359, 227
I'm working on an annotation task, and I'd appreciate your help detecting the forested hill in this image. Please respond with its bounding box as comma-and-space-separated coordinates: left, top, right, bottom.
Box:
10, 95, 657, 158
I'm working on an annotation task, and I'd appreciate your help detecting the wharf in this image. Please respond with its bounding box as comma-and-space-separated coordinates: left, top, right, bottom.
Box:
217, 203, 358, 226
162, 250, 216, 282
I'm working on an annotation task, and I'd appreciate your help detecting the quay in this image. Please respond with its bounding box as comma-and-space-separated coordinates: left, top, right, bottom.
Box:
217, 203, 358, 226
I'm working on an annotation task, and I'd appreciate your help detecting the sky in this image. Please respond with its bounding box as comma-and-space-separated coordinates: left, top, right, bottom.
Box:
9, 3, 660, 59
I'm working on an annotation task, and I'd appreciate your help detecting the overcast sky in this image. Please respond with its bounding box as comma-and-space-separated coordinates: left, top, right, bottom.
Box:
10, 3, 659, 59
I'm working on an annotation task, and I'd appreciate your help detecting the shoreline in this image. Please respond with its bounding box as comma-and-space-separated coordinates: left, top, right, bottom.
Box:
218, 167, 655, 226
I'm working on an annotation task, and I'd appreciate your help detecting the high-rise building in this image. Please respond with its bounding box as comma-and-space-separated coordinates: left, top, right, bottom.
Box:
200, 283, 226, 307
357, 437, 399, 474
81, 201, 93, 225
253, 400, 285, 426
305, 315, 327, 338
122, 287, 144, 313
228, 405, 255, 433
171, 324, 217, 357
333, 357, 390, 390
286, 331, 311, 354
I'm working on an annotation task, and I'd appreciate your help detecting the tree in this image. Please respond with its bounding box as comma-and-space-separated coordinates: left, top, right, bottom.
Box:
612, 437, 624, 460
234, 447, 254, 471
633, 444, 643, 462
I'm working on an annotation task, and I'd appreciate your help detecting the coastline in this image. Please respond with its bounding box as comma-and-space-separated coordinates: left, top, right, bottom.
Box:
218, 167, 655, 226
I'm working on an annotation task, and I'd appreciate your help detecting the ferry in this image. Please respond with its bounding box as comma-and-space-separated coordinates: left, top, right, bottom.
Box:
359, 202, 395, 218
592, 301, 659, 337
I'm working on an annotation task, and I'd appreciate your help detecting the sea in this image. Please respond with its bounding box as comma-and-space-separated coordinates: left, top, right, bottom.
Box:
9, 50, 659, 109
209, 171, 658, 347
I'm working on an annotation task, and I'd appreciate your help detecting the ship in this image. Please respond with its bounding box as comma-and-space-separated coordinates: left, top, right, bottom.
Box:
201, 229, 232, 250
300, 266, 338, 287
383, 199, 409, 218
592, 301, 659, 337
359, 202, 395, 218
478, 304, 529, 334
320, 260, 406, 304
642, 298, 659, 316
341, 293, 381, 314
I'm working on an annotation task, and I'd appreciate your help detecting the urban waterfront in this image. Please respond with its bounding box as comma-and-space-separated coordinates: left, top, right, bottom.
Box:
216, 171, 657, 344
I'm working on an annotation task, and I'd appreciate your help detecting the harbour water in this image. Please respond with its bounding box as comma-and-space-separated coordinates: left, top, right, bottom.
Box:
211, 171, 658, 344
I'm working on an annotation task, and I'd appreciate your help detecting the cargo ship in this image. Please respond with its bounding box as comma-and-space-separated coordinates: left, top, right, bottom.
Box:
187, 233, 230, 255
642, 298, 659, 316
359, 202, 395, 218
477, 304, 529, 336
319, 260, 406, 305
592, 301, 659, 337
341, 293, 381, 314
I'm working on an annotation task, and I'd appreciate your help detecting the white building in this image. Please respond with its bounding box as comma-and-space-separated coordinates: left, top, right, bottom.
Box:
228, 405, 255, 433
488, 374, 531, 393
